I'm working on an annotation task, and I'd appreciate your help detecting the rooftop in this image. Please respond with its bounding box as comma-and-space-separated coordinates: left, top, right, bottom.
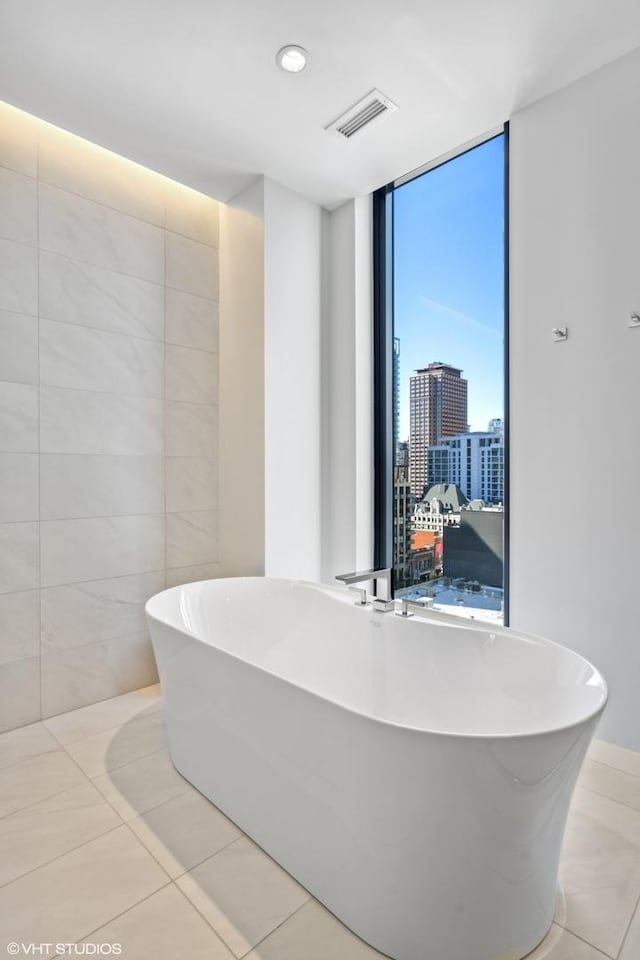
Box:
420, 483, 469, 512
414, 362, 463, 376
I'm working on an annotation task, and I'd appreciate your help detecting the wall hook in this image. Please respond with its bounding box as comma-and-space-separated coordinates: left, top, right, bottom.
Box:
552, 327, 568, 342
629, 313, 640, 328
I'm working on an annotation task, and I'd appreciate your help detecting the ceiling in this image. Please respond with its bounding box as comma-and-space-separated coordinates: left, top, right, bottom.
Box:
1, 0, 640, 209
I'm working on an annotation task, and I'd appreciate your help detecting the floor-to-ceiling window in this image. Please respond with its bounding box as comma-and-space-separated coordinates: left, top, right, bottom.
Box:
374, 129, 508, 624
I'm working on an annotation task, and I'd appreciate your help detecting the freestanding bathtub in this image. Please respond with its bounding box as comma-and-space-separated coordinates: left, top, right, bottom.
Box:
146, 577, 606, 960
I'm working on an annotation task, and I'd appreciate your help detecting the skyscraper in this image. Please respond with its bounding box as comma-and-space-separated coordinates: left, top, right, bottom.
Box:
427, 431, 504, 503
409, 362, 468, 496
393, 337, 400, 463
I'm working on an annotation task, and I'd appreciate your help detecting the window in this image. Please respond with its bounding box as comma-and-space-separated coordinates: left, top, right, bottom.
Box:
374, 129, 509, 625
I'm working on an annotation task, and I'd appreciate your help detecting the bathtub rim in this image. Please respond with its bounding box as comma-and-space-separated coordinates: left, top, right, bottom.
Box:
146, 575, 608, 742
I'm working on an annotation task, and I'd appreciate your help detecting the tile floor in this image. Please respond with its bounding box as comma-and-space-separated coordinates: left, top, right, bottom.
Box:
0, 683, 637, 960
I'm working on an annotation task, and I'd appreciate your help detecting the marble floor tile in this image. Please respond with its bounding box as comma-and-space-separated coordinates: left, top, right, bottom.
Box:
579, 758, 640, 812
0, 657, 41, 733
92, 748, 192, 821
66, 711, 166, 778
81, 883, 233, 960
0, 825, 168, 949
589, 738, 640, 778
526, 922, 610, 959
556, 785, 640, 957
176, 835, 310, 957
128, 787, 241, 878
619, 900, 640, 960
0, 781, 121, 886
43, 683, 161, 745
0, 750, 88, 817
0, 721, 60, 771
245, 899, 386, 960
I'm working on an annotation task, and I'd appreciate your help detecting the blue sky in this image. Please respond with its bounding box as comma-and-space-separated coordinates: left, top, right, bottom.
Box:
393, 133, 505, 438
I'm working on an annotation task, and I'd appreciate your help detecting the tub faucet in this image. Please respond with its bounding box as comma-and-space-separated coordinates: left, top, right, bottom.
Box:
395, 597, 434, 618
335, 568, 394, 611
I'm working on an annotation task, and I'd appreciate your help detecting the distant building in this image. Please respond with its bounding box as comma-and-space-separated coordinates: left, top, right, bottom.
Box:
409, 363, 468, 497
488, 417, 504, 437
413, 483, 468, 536
443, 508, 504, 588
393, 479, 414, 588
407, 535, 436, 583
395, 439, 410, 477
427, 431, 504, 503
393, 338, 401, 464
410, 529, 442, 580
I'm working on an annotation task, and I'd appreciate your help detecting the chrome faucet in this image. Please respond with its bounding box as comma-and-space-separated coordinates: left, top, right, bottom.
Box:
335, 568, 394, 612
395, 597, 434, 618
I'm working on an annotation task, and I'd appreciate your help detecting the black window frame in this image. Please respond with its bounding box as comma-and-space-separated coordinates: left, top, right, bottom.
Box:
372, 123, 510, 624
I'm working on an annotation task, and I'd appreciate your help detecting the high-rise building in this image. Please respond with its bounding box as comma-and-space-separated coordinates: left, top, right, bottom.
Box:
488, 417, 504, 437
395, 439, 409, 477
427, 431, 504, 503
393, 479, 414, 588
393, 337, 401, 463
409, 363, 468, 496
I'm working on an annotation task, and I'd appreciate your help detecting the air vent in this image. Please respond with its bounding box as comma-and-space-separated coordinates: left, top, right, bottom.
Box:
325, 89, 397, 139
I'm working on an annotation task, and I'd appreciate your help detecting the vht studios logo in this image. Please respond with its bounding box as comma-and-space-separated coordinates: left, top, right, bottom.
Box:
6, 945, 122, 956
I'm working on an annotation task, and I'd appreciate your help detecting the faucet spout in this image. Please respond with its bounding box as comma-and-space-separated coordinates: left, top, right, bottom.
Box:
395, 597, 434, 618
335, 568, 392, 604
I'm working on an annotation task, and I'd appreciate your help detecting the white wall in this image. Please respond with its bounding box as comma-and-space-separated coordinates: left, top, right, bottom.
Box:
510, 47, 640, 750
219, 179, 373, 589
321, 198, 374, 583
263, 178, 325, 581
219, 180, 265, 578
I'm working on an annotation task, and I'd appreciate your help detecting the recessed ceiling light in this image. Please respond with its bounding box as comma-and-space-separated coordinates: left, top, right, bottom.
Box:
276, 45, 310, 74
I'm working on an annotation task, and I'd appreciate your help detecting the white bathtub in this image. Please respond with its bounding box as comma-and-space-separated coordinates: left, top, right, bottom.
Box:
146, 577, 606, 960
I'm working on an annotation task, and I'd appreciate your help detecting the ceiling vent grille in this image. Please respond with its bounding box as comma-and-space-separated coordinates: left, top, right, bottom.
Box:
325, 89, 397, 139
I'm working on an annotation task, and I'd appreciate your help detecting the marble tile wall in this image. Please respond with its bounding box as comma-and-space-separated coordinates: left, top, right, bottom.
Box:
0, 100, 220, 730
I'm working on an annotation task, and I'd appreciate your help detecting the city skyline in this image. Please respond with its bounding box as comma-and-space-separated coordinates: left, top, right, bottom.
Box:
393, 133, 505, 440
